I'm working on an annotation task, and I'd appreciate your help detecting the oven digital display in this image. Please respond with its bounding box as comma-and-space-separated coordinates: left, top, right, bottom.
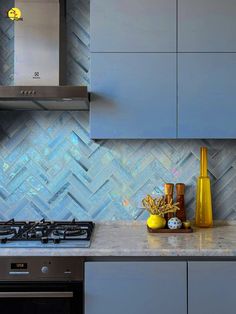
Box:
11, 263, 27, 270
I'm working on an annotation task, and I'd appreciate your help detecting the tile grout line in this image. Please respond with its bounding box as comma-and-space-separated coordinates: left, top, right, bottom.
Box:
176, 0, 179, 138
187, 262, 189, 314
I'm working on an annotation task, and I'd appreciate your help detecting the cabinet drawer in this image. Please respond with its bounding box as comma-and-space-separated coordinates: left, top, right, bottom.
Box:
91, 0, 176, 52
90, 53, 177, 139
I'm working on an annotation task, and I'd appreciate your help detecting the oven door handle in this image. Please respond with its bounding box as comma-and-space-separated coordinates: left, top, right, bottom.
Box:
0, 291, 74, 298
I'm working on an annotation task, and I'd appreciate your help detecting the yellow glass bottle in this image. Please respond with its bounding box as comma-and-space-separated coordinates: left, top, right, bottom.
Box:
195, 147, 213, 227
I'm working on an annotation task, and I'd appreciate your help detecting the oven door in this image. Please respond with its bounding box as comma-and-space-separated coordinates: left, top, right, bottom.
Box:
0, 282, 82, 314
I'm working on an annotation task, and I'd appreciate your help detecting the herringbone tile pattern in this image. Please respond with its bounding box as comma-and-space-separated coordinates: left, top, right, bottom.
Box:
67, 0, 90, 86
0, 110, 235, 221
1, 1, 236, 221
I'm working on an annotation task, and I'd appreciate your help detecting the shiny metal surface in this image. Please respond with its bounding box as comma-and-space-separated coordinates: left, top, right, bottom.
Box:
0, 219, 94, 247
0, 291, 74, 298
14, 0, 60, 86
0, 0, 89, 110
0, 86, 89, 110
0, 257, 84, 281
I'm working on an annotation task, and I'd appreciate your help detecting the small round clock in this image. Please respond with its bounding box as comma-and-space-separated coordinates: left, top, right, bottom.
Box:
7, 7, 22, 21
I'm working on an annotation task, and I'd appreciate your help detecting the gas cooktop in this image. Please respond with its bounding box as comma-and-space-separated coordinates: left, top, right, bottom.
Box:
0, 219, 95, 248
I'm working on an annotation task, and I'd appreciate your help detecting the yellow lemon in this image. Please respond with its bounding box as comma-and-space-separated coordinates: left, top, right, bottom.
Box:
147, 214, 166, 230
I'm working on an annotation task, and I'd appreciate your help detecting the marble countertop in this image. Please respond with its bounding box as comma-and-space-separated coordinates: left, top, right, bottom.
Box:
0, 222, 236, 257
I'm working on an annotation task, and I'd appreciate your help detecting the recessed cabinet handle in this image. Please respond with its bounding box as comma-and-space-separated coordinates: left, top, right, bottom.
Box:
9, 272, 30, 275
0, 291, 74, 298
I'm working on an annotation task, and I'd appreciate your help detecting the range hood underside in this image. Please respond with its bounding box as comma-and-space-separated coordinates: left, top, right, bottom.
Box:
0, 86, 89, 110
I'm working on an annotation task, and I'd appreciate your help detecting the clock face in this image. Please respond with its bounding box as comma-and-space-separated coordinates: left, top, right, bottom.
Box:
7, 7, 22, 21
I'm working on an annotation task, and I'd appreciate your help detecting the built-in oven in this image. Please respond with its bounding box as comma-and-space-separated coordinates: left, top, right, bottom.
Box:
0, 257, 84, 314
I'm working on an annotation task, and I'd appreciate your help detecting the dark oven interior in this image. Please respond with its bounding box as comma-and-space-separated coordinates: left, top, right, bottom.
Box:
0, 282, 83, 314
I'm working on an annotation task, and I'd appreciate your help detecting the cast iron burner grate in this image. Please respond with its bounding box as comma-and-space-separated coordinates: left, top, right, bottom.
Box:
0, 219, 95, 245
0, 226, 17, 236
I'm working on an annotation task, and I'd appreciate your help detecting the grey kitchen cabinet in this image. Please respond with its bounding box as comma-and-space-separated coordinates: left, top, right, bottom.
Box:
90, 53, 177, 139
188, 262, 236, 314
178, 0, 236, 52
178, 53, 236, 138
90, 0, 176, 52
85, 261, 187, 314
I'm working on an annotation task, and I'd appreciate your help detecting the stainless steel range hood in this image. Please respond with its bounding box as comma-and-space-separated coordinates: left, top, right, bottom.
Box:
0, 0, 89, 110
0, 86, 89, 110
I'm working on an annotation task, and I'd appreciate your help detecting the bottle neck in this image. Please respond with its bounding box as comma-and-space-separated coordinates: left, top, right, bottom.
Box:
200, 147, 208, 177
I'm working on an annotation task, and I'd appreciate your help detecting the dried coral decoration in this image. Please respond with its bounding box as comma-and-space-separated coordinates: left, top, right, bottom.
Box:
142, 195, 180, 230
142, 195, 179, 216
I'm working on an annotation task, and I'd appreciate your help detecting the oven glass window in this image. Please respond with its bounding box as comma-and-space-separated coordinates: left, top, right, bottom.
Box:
1, 298, 72, 314
0, 283, 81, 314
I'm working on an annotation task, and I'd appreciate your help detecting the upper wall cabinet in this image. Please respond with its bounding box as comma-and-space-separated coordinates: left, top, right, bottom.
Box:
90, 0, 176, 52
90, 53, 176, 139
179, 0, 236, 52
178, 53, 236, 138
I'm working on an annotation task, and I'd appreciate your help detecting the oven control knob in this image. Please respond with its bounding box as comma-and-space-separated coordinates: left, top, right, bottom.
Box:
41, 266, 49, 274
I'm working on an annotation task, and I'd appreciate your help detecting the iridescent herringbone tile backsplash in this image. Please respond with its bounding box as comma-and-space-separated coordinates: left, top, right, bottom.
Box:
0, 111, 236, 221
1, 1, 236, 221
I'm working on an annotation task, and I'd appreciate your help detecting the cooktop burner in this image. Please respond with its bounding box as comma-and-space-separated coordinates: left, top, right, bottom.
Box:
0, 219, 95, 248
53, 226, 87, 238
0, 226, 16, 237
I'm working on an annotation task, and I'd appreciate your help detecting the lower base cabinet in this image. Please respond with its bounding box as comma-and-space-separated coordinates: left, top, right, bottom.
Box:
85, 262, 187, 314
188, 262, 236, 314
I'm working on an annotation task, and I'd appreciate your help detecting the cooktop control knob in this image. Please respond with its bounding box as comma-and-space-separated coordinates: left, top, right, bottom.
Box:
41, 266, 49, 274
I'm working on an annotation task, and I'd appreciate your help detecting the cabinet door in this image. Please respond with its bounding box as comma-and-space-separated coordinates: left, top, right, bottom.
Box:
179, 0, 236, 52
90, 0, 176, 52
90, 53, 177, 139
178, 53, 236, 138
85, 262, 187, 314
189, 262, 236, 314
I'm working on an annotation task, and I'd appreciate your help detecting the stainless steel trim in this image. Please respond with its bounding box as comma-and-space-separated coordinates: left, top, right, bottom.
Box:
0, 86, 88, 99
9, 272, 30, 275
0, 291, 73, 298
0, 257, 84, 281
0, 86, 89, 110
14, 0, 60, 85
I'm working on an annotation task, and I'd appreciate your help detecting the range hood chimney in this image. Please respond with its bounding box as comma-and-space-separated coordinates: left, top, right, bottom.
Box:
0, 0, 89, 110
